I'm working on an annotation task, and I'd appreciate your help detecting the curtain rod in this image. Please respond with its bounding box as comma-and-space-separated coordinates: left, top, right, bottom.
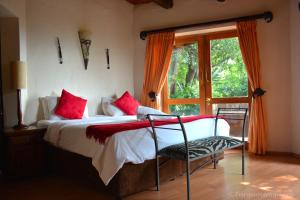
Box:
140, 11, 273, 40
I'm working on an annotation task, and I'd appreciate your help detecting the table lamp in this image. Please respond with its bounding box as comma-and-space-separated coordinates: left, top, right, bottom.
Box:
11, 61, 27, 129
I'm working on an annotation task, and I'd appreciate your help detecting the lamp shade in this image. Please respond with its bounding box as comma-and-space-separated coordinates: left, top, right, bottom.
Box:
11, 61, 27, 89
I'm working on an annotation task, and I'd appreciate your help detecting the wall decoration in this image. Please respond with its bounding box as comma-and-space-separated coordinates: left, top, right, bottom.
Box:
106, 48, 110, 69
57, 37, 63, 64
78, 30, 92, 70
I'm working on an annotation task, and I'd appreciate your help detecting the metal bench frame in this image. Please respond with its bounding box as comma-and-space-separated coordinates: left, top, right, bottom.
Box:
147, 108, 248, 200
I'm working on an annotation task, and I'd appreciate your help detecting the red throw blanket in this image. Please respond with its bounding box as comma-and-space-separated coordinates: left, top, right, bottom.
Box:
86, 115, 217, 144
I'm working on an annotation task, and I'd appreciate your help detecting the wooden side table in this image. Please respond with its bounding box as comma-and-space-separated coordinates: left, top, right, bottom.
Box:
3, 126, 47, 179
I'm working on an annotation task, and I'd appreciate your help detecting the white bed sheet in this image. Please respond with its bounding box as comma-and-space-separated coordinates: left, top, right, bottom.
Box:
41, 115, 230, 185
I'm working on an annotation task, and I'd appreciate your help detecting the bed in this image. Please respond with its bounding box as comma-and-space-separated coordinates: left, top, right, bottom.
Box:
38, 115, 230, 198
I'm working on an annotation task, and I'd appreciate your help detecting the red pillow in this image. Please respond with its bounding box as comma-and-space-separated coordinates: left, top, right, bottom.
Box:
114, 91, 140, 115
55, 89, 87, 119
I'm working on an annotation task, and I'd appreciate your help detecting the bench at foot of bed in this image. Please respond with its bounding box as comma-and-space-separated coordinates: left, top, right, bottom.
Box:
147, 108, 248, 200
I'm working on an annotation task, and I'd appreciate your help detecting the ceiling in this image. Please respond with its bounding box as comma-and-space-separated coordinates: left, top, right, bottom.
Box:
126, 0, 152, 4
126, 0, 173, 9
126, 0, 226, 9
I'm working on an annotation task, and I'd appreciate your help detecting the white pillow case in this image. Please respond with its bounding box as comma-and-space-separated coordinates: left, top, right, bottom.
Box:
101, 97, 125, 116
45, 96, 62, 120
137, 106, 166, 120
40, 96, 89, 120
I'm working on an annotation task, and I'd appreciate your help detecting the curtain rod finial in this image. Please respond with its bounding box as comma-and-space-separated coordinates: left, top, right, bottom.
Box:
140, 31, 147, 40
264, 11, 273, 23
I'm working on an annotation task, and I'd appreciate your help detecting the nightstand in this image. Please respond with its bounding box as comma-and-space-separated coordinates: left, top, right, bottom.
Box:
3, 126, 47, 179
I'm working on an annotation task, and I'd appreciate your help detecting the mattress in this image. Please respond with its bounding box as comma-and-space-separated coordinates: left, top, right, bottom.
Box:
40, 115, 230, 185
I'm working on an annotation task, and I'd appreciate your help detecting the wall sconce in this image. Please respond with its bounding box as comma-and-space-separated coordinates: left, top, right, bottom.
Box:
78, 29, 92, 70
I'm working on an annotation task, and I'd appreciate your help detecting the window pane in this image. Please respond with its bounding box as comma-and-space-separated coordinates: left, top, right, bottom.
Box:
210, 37, 248, 98
168, 42, 199, 99
169, 104, 200, 116
212, 103, 249, 137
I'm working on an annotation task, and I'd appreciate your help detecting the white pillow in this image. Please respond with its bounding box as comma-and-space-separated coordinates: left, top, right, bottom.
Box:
137, 106, 166, 120
45, 96, 63, 120
40, 96, 89, 120
101, 97, 125, 116
40, 97, 50, 120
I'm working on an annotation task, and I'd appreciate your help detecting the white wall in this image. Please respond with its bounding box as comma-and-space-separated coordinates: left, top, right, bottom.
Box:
0, 0, 135, 126
133, 0, 292, 152
290, 0, 300, 154
23, 0, 134, 124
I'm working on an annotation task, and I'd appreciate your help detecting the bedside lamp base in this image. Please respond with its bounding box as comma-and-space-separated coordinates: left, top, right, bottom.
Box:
13, 89, 28, 130
13, 123, 29, 130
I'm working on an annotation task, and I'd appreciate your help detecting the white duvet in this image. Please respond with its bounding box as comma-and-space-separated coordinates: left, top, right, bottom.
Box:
40, 115, 230, 185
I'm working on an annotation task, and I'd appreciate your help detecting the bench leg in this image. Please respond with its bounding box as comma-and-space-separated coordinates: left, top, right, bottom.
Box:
186, 159, 191, 200
242, 144, 245, 175
156, 156, 160, 191
213, 154, 217, 169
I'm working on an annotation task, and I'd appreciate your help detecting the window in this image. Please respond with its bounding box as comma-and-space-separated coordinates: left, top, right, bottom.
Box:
167, 40, 201, 116
162, 30, 250, 136
210, 37, 248, 98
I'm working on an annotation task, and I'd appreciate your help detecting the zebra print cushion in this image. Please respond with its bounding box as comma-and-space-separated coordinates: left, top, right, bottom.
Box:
158, 136, 243, 160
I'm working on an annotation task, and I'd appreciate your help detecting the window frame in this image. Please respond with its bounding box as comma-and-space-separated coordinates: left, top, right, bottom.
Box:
162, 30, 251, 115
162, 34, 206, 114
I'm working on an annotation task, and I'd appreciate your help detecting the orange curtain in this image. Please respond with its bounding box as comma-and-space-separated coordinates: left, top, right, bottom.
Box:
141, 32, 175, 109
237, 20, 267, 155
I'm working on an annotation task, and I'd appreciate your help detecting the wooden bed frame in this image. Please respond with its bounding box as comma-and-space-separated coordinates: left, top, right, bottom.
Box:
46, 143, 222, 199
